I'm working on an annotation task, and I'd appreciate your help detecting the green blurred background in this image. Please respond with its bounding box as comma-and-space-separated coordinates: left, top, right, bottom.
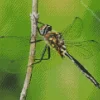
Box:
0, 0, 100, 100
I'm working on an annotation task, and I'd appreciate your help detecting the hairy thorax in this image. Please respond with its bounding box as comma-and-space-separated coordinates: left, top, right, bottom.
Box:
44, 31, 66, 57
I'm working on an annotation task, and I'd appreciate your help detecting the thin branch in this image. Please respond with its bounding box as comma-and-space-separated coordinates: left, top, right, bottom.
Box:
19, 0, 38, 100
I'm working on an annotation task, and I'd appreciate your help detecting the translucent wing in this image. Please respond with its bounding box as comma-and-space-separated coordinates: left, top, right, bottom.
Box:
0, 36, 30, 73
66, 40, 100, 59
62, 17, 83, 40
0, 35, 46, 73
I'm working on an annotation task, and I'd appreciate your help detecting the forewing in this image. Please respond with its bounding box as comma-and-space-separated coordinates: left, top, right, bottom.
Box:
62, 17, 83, 40
66, 40, 100, 59
0, 36, 30, 73
0, 35, 46, 73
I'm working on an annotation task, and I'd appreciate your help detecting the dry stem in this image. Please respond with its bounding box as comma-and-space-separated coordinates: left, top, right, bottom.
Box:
19, 0, 38, 100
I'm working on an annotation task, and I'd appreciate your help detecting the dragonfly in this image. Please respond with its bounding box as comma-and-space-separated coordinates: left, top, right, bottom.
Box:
0, 17, 100, 88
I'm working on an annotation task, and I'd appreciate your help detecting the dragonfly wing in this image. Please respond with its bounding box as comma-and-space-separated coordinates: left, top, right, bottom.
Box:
62, 17, 83, 40
0, 35, 46, 73
0, 36, 30, 73
66, 40, 100, 59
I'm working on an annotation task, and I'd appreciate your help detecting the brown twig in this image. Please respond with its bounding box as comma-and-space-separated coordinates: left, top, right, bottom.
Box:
19, 0, 38, 100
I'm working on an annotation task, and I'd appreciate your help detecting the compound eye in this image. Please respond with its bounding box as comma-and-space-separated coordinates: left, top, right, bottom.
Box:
48, 25, 52, 31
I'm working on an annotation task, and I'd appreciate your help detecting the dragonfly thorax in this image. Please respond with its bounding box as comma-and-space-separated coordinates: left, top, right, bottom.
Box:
39, 24, 52, 36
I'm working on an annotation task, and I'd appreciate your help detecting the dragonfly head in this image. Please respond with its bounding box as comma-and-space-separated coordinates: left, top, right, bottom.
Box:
39, 24, 52, 35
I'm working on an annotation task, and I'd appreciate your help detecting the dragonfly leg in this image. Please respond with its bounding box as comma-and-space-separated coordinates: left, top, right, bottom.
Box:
35, 46, 50, 61
30, 39, 43, 43
34, 44, 51, 64
37, 21, 45, 25
43, 46, 50, 60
